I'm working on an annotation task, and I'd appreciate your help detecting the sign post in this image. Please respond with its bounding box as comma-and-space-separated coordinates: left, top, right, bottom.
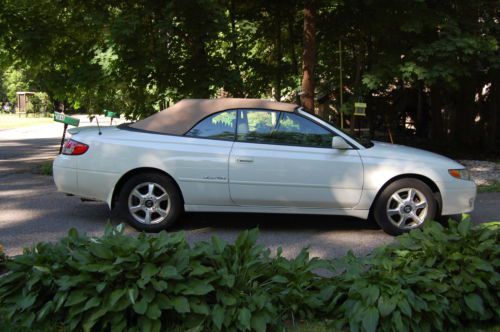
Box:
105, 111, 119, 125
353, 102, 367, 137
54, 112, 80, 154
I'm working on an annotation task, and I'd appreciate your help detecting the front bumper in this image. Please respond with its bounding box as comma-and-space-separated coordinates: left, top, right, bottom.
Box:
439, 180, 477, 215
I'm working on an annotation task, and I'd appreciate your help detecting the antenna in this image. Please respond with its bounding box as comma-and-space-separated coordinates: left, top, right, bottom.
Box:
95, 116, 102, 135
90, 115, 102, 135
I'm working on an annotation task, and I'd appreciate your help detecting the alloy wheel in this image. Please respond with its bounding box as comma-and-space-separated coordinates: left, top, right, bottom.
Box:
128, 182, 170, 224
386, 187, 428, 229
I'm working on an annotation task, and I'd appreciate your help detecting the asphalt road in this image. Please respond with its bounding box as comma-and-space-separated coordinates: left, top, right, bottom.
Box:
1, 120, 499, 257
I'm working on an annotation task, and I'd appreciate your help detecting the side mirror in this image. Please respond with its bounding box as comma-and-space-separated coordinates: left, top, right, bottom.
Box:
332, 136, 351, 150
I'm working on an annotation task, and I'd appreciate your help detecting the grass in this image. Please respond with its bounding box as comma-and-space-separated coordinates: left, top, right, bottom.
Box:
31, 160, 53, 176
39, 160, 53, 176
0, 113, 53, 129
478, 181, 500, 193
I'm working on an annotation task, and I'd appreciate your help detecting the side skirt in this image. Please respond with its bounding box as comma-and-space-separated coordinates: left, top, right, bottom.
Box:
184, 205, 369, 219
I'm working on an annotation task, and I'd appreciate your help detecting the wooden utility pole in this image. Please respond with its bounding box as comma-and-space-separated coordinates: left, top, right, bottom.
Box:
301, 1, 316, 113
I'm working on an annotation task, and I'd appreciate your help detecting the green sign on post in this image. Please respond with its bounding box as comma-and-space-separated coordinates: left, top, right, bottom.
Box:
105, 111, 119, 118
54, 112, 80, 127
54, 112, 80, 154
354, 102, 367, 116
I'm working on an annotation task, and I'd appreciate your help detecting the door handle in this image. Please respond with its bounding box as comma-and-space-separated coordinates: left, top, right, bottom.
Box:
236, 158, 254, 163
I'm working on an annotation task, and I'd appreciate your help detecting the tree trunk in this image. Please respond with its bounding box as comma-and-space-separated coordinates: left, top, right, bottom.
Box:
416, 81, 423, 136
274, 7, 282, 101
430, 86, 445, 142
486, 72, 499, 151
350, 43, 364, 134
453, 81, 476, 147
301, 2, 316, 113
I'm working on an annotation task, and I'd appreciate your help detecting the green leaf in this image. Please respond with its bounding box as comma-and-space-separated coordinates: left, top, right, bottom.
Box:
398, 298, 412, 317
220, 293, 237, 306
68, 228, 79, 239
141, 263, 159, 280
271, 275, 288, 284
128, 288, 138, 305
109, 288, 126, 306
251, 311, 269, 332
146, 302, 162, 320
211, 236, 226, 253
83, 297, 101, 311
362, 307, 379, 332
238, 308, 251, 330
65, 290, 87, 307
36, 301, 54, 321
89, 245, 113, 260
160, 265, 179, 279
378, 296, 396, 317
183, 280, 214, 295
172, 296, 190, 313
133, 297, 148, 315
190, 263, 212, 276
392, 310, 404, 331
361, 286, 380, 305
212, 305, 225, 330
464, 293, 484, 315
191, 301, 210, 315
458, 219, 472, 237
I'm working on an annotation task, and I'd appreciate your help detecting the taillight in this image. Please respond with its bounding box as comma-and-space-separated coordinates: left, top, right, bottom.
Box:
62, 139, 89, 155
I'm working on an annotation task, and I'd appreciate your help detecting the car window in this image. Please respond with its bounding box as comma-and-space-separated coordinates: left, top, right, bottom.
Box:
185, 110, 236, 140
237, 110, 333, 147
274, 112, 334, 147
236, 110, 279, 143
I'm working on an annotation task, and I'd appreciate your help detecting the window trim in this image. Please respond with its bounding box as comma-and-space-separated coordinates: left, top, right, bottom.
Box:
184, 109, 237, 141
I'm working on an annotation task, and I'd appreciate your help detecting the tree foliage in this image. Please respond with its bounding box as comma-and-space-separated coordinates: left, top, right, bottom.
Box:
0, 0, 498, 152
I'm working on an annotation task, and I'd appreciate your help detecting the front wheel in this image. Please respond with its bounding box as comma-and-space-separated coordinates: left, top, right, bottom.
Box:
116, 172, 183, 232
373, 178, 437, 236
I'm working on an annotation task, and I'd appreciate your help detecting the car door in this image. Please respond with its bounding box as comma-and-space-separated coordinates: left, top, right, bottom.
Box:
174, 110, 237, 206
228, 109, 363, 208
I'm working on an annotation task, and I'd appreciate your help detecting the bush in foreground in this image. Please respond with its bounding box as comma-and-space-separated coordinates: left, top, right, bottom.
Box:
0, 244, 6, 274
0, 217, 498, 332
323, 219, 500, 331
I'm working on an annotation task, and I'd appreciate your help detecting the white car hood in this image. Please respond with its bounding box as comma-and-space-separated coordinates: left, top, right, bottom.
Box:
360, 141, 464, 168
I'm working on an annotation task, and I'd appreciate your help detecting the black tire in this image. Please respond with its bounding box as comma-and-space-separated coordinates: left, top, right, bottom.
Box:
373, 178, 437, 236
116, 172, 183, 232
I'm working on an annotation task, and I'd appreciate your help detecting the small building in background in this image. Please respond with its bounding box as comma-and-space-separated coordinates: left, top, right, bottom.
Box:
16, 91, 35, 113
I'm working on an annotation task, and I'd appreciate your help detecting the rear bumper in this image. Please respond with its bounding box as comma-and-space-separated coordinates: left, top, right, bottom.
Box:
439, 180, 476, 215
53, 156, 119, 206
53, 162, 79, 195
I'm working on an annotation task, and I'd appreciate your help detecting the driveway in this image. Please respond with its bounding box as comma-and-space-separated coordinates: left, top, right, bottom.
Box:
1, 120, 499, 257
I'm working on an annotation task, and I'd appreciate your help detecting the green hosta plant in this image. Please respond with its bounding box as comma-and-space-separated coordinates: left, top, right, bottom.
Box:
0, 244, 6, 274
0, 217, 498, 332
325, 217, 500, 332
0, 225, 325, 332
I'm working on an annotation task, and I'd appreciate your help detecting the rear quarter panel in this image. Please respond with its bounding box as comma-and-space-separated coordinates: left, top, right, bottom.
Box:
74, 128, 233, 206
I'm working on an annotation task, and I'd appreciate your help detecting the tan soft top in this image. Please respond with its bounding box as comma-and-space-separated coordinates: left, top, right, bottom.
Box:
130, 98, 298, 135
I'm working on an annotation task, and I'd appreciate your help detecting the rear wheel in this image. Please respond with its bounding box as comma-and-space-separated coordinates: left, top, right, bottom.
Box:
373, 178, 437, 235
117, 172, 182, 232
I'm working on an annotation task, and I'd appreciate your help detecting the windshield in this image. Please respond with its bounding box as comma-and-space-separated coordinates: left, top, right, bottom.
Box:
299, 108, 374, 148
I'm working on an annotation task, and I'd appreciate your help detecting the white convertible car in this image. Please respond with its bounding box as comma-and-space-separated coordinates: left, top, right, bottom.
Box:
53, 99, 476, 235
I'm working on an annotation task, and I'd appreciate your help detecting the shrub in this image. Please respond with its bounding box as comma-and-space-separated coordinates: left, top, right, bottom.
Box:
0, 218, 498, 332
0, 244, 6, 274
0, 225, 325, 331
324, 218, 500, 332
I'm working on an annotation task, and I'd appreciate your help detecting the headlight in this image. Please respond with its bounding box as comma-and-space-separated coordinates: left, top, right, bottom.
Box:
448, 169, 471, 181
